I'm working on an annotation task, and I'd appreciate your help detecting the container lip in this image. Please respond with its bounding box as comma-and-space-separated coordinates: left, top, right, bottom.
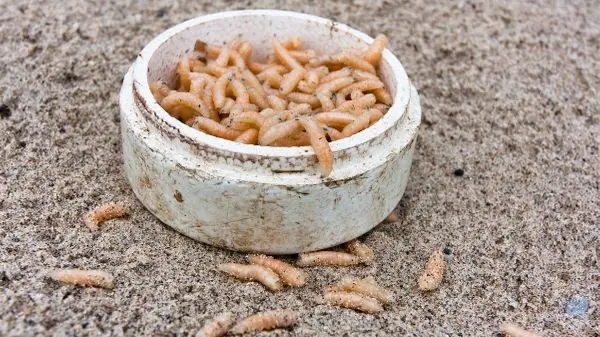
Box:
131, 9, 411, 158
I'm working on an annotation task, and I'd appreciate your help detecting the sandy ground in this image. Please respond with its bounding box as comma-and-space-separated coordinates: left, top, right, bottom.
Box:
1, 0, 599, 336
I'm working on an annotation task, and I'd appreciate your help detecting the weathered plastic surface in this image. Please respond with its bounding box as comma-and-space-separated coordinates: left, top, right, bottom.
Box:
119, 10, 421, 254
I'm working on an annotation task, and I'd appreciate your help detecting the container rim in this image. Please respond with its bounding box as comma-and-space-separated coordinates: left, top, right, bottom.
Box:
131, 9, 411, 158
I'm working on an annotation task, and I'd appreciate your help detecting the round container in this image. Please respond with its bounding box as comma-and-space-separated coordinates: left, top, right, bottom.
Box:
120, 10, 421, 254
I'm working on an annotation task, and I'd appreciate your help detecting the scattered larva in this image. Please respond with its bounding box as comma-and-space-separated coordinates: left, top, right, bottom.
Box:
418, 249, 445, 291
499, 323, 542, 337
230, 310, 298, 334
385, 211, 398, 223
49, 269, 114, 289
218, 263, 282, 291
297, 251, 362, 267
197, 312, 234, 337
323, 290, 383, 314
345, 240, 375, 264
83, 202, 129, 231
328, 276, 394, 305
247, 255, 307, 287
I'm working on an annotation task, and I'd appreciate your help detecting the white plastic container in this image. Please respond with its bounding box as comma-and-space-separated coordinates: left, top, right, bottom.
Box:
119, 10, 421, 254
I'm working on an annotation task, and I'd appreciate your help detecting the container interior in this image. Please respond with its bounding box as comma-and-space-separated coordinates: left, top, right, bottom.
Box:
147, 12, 397, 100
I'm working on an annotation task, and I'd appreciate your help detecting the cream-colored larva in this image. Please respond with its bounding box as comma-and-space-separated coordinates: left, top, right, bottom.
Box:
337, 52, 376, 73
363, 34, 388, 66
196, 312, 234, 337
329, 276, 394, 305
345, 240, 375, 264
149, 81, 172, 103
288, 49, 316, 64
191, 117, 243, 140
335, 92, 346, 107
229, 78, 250, 104
323, 290, 383, 314
341, 110, 370, 137
338, 79, 385, 96
247, 255, 306, 287
266, 95, 288, 110
227, 111, 265, 130
350, 89, 364, 100
288, 103, 312, 116
229, 49, 246, 69
213, 72, 234, 108
298, 117, 333, 177
214, 46, 231, 67
230, 310, 298, 334
342, 109, 383, 137
160, 92, 211, 121
49, 269, 114, 289
314, 112, 356, 128
280, 68, 307, 95
229, 103, 258, 116
322, 125, 344, 141
297, 251, 362, 267
418, 249, 445, 291
241, 70, 270, 109
352, 68, 379, 81
315, 76, 354, 94
238, 42, 252, 61
177, 58, 192, 91
234, 128, 259, 144
336, 93, 377, 115
272, 39, 304, 70
385, 211, 398, 223
319, 67, 353, 83
309, 65, 330, 78
287, 92, 320, 108
315, 91, 335, 112
372, 87, 393, 105
83, 202, 129, 231
259, 119, 301, 146
499, 323, 542, 337
219, 97, 235, 116
218, 263, 282, 291
258, 113, 285, 143
282, 36, 302, 50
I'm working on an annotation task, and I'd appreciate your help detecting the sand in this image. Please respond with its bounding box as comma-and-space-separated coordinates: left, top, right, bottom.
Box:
0, 0, 598, 336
